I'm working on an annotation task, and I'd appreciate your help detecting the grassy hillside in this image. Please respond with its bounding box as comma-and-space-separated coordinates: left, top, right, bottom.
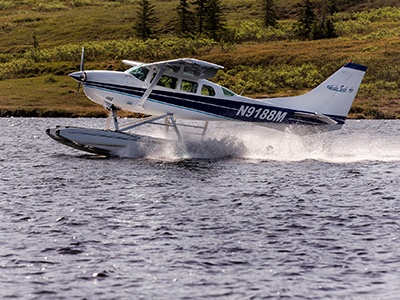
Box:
1, 0, 400, 118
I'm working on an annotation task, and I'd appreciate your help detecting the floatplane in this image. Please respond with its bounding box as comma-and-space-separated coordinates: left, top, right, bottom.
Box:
46, 48, 367, 157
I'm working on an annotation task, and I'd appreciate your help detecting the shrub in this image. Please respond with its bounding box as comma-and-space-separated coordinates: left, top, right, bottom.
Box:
0, 58, 34, 80
34, 2, 69, 12
213, 63, 324, 95
0, 0, 14, 10
23, 37, 221, 64
363, 45, 378, 52
104, 1, 121, 8
224, 20, 295, 43
333, 7, 400, 39
44, 74, 58, 83
71, 0, 93, 7
1, 37, 222, 80
0, 53, 13, 63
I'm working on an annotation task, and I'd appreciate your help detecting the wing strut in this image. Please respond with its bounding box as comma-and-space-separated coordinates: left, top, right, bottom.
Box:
137, 65, 166, 108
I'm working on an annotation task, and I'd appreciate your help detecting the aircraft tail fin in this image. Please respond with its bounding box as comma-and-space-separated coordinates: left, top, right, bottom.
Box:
266, 62, 367, 120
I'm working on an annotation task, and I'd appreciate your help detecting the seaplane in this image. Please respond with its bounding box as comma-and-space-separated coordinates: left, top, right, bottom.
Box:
46, 48, 367, 157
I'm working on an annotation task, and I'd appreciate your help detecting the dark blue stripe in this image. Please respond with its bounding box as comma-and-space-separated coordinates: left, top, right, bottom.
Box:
85, 81, 347, 126
344, 62, 368, 72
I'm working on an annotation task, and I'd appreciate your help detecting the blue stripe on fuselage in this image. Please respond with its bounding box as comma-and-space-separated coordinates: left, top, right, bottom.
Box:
85, 81, 346, 126
85, 81, 233, 120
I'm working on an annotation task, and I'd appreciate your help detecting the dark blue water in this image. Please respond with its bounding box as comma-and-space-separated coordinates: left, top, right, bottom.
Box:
1, 118, 400, 299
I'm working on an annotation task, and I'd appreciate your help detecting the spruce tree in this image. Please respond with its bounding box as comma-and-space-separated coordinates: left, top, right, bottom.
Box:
326, 0, 339, 16
134, 0, 158, 40
309, 0, 338, 40
192, 0, 207, 35
295, 0, 316, 39
33, 33, 40, 51
203, 0, 225, 40
175, 0, 194, 37
262, 0, 278, 28
311, 17, 337, 40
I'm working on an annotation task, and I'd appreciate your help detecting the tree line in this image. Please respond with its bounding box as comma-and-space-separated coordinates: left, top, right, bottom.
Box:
135, 0, 340, 41
134, 0, 226, 40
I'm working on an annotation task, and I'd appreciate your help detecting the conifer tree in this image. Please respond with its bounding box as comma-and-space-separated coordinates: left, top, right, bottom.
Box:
203, 0, 225, 40
308, 0, 338, 40
175, 0, 195, 37
134, 0, 158, 40
295, 0, 316, 39
33, 33, 40, 51
326, 0, 339, 15
310, 17, 337, 40
262, 0, 278, 28
192, 0, 207, 35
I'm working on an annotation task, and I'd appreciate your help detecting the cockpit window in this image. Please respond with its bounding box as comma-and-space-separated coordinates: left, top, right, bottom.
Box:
126, 66, 149, 81
201, 85, 215, 96
222, 87, 235, 97
181, 79, 198, 93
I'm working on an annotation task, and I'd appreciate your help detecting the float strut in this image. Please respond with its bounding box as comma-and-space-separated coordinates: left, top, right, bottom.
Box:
167, 114, 182, 141
103, 103, 119, 131
105, 110, 113, 130
112, 107, 119, 132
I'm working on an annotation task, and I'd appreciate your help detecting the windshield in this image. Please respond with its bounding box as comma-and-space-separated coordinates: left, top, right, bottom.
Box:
222, 87, 235, 97
126, 66, 149, 81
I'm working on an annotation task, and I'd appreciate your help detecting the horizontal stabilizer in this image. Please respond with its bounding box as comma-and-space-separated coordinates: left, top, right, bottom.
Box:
294, 112, 338, 125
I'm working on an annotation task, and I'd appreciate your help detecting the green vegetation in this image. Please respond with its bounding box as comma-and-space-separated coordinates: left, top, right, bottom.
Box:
1, 0, 400, 118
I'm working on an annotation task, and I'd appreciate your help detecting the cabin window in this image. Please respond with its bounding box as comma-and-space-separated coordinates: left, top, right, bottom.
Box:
151, 74, 178, 89
222, 87, 235, 97
180, 79, 198, 93
201, 85, 215, 96
127, 66, 149, 82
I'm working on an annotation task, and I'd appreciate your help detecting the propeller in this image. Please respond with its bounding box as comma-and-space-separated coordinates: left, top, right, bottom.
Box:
74, 46, 85, 105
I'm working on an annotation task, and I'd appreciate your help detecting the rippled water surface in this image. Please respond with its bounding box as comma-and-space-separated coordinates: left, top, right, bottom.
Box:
1, 118, 400, 299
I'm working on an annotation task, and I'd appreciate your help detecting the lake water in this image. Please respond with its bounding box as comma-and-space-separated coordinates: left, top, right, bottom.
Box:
1, 118, 400, 299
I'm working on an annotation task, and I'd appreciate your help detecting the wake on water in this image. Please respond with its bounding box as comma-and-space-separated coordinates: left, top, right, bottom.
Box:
114, 120, 400, 163
115, 136, 248, 160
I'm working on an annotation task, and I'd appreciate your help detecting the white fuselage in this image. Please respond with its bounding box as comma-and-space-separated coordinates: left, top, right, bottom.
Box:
81, 68, 268, 122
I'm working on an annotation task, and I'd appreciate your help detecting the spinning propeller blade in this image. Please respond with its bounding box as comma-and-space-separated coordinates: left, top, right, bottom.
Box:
75, 47, 85, 105
80, 46, 84, 72
75, 82, 81, 106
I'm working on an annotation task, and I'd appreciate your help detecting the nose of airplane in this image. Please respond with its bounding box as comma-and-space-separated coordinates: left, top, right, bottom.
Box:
69, 71, 87, 83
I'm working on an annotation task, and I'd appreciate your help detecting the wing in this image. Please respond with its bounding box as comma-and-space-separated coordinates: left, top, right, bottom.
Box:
122, 60, 144, 67
122, 58, 224, 79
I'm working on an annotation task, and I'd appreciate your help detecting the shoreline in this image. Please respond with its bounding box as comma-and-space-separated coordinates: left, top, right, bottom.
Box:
0, 108, 146, 118
0, 107, 397, 120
